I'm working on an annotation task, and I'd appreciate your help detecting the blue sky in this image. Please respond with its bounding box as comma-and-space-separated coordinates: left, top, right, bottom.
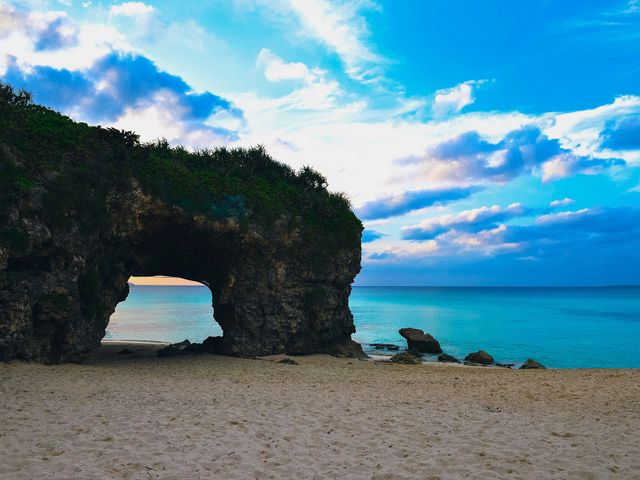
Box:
1, 0, 639, 285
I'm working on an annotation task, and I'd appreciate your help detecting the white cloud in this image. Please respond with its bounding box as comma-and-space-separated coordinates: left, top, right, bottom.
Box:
283, 0, 383, 81
540, 153, 574, 182
110, 2, 155, 17
226, 108, 536, 205
546, 95, 640, 165
234, 75, 345, 114
256, 48, 318, 82
366, 239, 439, 260
401, 203, 527, 238
109, 90, 230, 148
445, 225, 520, 254
0, 3, 27, 38
364, 224, 521, 262
536, 208, 590, 225
0, 5, 126, 74
432, 80, 484, 117
233, 0, 382, 81
550, 198, 575, 207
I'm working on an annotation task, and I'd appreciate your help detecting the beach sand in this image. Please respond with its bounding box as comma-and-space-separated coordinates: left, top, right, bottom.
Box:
1, 343, 639, 480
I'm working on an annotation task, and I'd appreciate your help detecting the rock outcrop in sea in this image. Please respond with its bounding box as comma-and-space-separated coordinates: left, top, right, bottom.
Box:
0, 84, 363, 363
437, 353, 460, 363
464, 350, 494, 365
398, 328, 443, 354
369, 343, 400, 351
520, 358, 546, 369
390, 351, 423, 365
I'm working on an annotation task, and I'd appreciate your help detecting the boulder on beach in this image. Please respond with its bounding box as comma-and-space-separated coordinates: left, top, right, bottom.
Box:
520, 358, 546, 369
398, 328, 442, 354
495, 363, 515, 369
464, 350, 494, 365
278, 358, 298, 365
326, 340, 369, 359
201, 336, 225, 354
437, 353, 460, 363
157, 339, 192, 357
369, 343, 400, 351
390, 351, 423, 365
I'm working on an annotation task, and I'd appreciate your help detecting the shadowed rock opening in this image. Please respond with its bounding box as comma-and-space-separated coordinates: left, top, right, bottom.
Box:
0, 85, 364, 363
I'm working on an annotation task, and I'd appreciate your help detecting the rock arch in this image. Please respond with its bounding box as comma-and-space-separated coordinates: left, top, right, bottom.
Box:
0, 86, 363, 363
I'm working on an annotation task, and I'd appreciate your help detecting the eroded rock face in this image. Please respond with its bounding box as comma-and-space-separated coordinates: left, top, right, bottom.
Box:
0, 89, 363, 363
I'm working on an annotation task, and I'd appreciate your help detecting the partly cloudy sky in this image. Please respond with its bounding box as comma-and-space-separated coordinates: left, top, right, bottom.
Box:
1, 0, 639, 285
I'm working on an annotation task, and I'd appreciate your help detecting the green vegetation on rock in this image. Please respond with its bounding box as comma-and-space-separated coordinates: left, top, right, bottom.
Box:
0, 83, 362, 256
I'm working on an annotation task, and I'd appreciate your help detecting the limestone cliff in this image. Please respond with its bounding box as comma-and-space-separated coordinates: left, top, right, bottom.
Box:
0, 85, 363, 363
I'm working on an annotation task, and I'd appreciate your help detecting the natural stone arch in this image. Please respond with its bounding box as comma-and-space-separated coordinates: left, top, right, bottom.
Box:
100, 194, 361, 359
0, 85, 363, 363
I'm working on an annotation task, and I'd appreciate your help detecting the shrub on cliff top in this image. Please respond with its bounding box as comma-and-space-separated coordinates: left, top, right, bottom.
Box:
0, 83, 362, 254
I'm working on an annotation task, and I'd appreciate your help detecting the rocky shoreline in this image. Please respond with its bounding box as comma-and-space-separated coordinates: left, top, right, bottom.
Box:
364, 327, 546, 369
145, 328, 547, 370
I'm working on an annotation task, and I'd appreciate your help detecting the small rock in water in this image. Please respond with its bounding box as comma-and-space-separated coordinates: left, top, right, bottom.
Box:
369, 343, 400, 351
390, 351, 423, 365
520, 358, 546, 369
437, 353, 460, 363
116, 348, 134, 355
277, 358, 298, 365
398, 328, 443, 354
464, 350, 494, 365
463, 360, 485, 367
495, 363, 515, 369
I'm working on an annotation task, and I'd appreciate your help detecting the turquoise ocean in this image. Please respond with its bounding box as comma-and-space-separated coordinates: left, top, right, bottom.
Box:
106, 285, 640, 368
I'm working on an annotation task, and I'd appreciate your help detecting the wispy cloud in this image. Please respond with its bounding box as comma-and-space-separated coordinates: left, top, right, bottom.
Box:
432, 80, 486, 117
357, 186, 478, 221
289, 0, 382, 81
366, 205, 640, 263
237, 51, 347, 114
549, 198, 575, 208
401, 203, 532, 241
403, 125, 625, 184
110, 2, 155, 17
265, 0, 384, 82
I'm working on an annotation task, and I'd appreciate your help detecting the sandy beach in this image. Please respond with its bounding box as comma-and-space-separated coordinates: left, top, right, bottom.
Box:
1, 343, 639, 480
